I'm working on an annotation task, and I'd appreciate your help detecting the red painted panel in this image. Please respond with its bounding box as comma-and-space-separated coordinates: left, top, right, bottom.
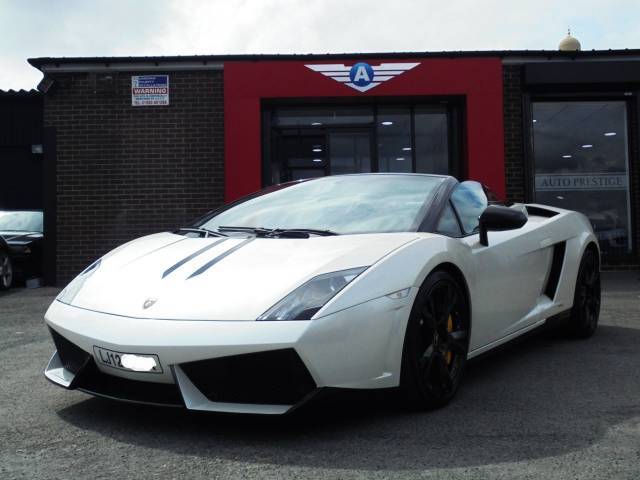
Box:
224, 58, 505, 201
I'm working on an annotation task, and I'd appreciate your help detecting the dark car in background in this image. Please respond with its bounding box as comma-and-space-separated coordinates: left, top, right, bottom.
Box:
0, 210, 43, 289
0, 236, 12, 289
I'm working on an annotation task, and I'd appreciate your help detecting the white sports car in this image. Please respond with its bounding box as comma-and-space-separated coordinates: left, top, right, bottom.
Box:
44, 174, 601, 414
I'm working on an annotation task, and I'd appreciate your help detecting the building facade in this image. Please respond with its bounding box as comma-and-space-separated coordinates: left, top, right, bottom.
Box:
28, 50, 640, 284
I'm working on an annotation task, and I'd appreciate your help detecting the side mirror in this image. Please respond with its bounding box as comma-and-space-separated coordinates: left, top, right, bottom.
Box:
479, 205, 527, 246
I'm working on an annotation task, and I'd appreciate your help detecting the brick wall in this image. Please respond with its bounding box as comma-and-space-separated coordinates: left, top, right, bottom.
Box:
502, 64, 526, 203
44, 70, 224, 285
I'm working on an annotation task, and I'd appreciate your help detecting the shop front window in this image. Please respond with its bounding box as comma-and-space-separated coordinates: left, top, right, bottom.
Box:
377, 106, 413, 173
415, 106, 449, 175
532, 101, 632, 256
268, 103, 455, 184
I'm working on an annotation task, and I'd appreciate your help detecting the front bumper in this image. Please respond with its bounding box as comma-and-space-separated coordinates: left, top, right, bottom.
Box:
44, 293, 414, 414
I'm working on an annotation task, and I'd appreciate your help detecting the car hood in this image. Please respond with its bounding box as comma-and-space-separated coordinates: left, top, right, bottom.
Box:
68, 231, 419, 320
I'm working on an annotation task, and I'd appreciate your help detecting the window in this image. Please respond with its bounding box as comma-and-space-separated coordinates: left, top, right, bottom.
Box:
267, 103, 458, 183
450, 181, 488, 234
200, 175, 445, 235
328, 131, 371, 175
436, 202, 462, 237
0, 211, 43, 232
415, 106, 449, 174
532, 101, 632, 256
377, 106, 412, 173
273, 106, 374, 127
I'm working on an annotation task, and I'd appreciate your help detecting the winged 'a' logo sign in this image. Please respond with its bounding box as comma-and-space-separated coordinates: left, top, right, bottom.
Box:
305, 62, 420, 92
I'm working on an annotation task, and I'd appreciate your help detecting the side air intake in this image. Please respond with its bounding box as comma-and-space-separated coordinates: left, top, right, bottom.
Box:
544, 242, 566, 300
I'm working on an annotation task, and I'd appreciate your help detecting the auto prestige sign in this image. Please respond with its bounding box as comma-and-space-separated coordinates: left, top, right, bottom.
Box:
535, 173, 628, 191
131, 75, 169, 106
305, 62, 419, 92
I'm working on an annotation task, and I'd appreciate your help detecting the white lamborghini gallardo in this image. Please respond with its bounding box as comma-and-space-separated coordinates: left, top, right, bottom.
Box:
44, 174, 601, 414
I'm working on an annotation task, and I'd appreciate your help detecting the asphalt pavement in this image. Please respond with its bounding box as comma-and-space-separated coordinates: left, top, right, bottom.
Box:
1, 272, 639, 479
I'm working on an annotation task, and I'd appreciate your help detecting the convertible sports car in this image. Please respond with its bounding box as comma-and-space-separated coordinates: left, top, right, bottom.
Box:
44, 174, 601, 414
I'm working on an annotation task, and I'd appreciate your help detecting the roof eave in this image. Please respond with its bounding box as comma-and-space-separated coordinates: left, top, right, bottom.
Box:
27, 49, 640, 73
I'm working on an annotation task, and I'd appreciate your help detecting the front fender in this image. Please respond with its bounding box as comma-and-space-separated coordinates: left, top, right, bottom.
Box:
318, 234, 475, 318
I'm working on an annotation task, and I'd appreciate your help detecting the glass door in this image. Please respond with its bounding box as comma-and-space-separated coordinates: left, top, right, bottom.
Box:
327, 130, 372, 175
276, 132, 327, 181
266, 103, 457, 183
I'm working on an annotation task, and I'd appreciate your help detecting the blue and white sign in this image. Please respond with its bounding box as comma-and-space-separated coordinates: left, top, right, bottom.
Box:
306, 62, 419, 92
349, 62, 375, 87
131, 75, 169, 106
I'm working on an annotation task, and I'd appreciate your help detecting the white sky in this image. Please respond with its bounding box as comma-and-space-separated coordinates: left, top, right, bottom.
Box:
1, 0, 639, 90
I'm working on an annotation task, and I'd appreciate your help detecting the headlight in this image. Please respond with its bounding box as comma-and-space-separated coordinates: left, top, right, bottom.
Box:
257, 267, 367, 321
57, 259, 102, 305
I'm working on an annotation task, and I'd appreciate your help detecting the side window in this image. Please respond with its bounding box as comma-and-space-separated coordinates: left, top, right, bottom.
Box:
450, 181, 488, 234
436, 201, 462, 237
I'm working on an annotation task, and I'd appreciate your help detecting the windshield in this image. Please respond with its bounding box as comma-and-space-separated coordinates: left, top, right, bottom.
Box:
0, 211, 43, 232
198, 174, 445, 235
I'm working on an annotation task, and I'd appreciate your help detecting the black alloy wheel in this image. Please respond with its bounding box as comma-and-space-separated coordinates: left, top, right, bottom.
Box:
400, 270, 470, 409
569, 247, 601, 338
0, 252, 13, 290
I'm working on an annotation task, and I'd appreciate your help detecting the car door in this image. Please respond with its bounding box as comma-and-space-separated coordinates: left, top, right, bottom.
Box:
446, 181, 551, 350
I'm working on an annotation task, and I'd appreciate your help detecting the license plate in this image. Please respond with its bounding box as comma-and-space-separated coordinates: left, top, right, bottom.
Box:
93, 346, 163, 374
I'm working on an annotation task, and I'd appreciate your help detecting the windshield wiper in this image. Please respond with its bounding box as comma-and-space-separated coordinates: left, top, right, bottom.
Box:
275, 228, 338, 237
217, 226, 338, 238
176, 227, 227, 238
217, 226, 273, 236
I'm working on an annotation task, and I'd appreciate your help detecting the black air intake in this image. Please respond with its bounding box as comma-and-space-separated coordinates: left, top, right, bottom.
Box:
49, 328, 91, 375
180, 348, 317, 405
544, 241, 567, 300
75, 360, 184, 407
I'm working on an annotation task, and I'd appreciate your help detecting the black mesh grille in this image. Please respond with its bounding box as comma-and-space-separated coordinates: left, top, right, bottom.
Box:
74, 361, 184, 407
180, 348, 317, 405
49, 328, 91, 374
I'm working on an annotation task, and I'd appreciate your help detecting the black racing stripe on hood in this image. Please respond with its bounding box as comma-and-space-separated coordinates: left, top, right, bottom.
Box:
162, 238, 228, 279
187, 237, 254, 279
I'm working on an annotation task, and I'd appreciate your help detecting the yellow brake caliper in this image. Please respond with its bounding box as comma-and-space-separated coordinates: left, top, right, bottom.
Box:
446, 314, 453, 365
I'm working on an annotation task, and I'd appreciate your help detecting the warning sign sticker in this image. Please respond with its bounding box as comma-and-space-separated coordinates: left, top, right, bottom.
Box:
131, 75, 169, 106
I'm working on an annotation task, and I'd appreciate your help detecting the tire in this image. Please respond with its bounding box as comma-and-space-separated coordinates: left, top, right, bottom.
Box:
0, 252, 13, 290
400, 270, 470, 409
568, 247, 601, 338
